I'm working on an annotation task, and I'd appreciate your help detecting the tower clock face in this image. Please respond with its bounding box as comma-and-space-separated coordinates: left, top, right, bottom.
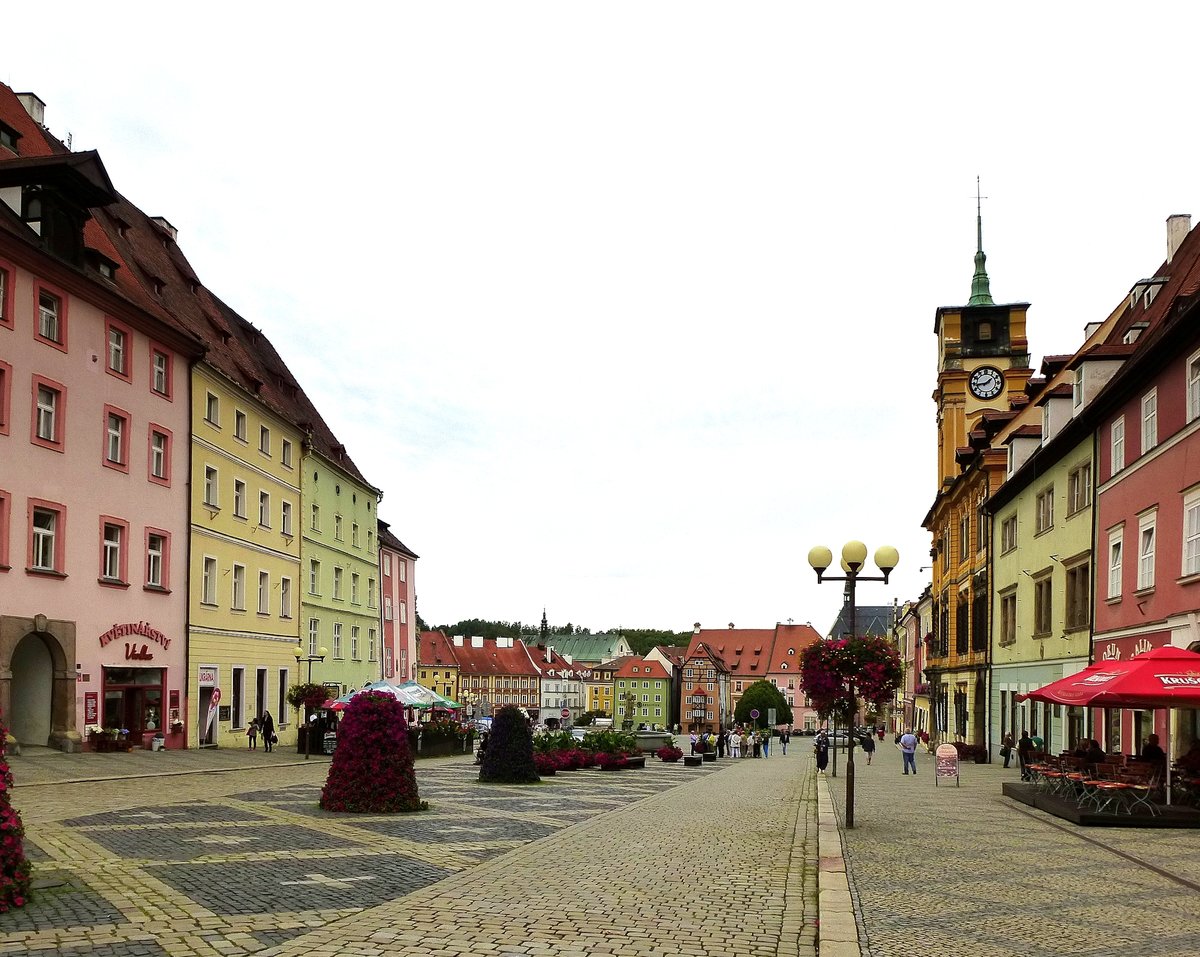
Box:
969, 366, 1004, 400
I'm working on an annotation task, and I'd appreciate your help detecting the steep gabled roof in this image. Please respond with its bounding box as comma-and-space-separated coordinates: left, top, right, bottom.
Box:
417, 630, 459, 668
452, 637, 541, 678
377, 520, 418, 559
614, 657, 670, 681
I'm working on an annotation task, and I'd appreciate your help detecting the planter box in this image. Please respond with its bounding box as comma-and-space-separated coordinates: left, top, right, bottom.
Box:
702, 752, 716, 762
684, 755, 703, 767
660, 757, 680, 763
419, 738, 455, 758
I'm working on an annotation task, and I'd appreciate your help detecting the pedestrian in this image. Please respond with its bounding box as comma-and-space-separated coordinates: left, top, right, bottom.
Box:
781, 728, 789, 755
717, 730, 727, 758
1017, 729, 1034, 781
878, 725, 885, 741
261, 711, 275, 753
246, 718, 259, 750
761, 730, 770, 759
690, 731, 698, 755
1000, 731, 1014, 769
752, 732, 762, 758
899, 728, 918, 774
730, 729, 741, 758
815, 730, 829, 773
861, 732, 876, 765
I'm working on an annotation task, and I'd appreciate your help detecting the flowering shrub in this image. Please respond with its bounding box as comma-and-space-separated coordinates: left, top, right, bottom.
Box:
595, 752, 631, 770
480, 705, 539, 784
533, 751, 564, 775
656, 745, 683, 761
319, 692, 426, 813
420, 717, 469, 742
286, 682, 328, 711
0, 713, 30, 912
799, 635, 903, 721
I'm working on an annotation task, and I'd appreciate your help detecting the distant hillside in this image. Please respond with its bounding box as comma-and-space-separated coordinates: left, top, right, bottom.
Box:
429, 619, 689, 657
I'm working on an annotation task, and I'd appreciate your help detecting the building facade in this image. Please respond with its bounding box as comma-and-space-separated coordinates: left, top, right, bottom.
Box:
378, 521, 417, 682
614, 657, 671, 729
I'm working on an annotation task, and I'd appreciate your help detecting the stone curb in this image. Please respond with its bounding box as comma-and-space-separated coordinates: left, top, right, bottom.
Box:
816, 773, 861, 957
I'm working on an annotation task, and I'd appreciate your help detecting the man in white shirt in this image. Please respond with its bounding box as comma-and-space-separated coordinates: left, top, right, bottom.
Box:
899, 729, 919, 775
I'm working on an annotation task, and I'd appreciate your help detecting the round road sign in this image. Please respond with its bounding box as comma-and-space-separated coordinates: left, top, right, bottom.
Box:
750, 708, 760, 719
561, 708, 571, 718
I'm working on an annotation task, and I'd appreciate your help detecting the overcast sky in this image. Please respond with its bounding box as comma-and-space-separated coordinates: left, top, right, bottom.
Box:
7, 4, 1200, 634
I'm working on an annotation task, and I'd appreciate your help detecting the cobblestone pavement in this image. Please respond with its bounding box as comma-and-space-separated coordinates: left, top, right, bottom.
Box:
824, 743, 1200, 957
5, 747, 818, 956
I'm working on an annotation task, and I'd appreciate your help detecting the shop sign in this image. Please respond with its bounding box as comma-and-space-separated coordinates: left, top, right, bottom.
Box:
1095, 633, 1166, 662
99, 621, 171, 650
935, 743, 960, 787
125, 644, 154, 661
84, 692, 99, 724
199, 668, 218, 687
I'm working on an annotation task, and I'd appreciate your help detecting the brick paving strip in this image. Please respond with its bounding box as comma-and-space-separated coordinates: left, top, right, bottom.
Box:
261, 754, 819, 957
823, 743, 1200, 957
5, 751, 819, 957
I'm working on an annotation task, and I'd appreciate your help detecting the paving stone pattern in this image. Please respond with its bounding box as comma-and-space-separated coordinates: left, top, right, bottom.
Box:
826, 744, 1200, 957
4, 750, 817, 956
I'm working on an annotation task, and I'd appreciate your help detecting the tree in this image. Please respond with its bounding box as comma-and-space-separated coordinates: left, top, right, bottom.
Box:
320, 692, 424, 812
479, 705, 539, 784
734, 680, 793, 728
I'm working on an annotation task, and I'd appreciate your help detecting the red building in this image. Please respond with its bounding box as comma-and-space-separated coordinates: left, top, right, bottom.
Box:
1091, 215, 1200, 755
377, 521, 417, 681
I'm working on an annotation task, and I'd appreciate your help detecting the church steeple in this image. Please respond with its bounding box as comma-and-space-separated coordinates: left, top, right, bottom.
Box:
968, 176, 994, 306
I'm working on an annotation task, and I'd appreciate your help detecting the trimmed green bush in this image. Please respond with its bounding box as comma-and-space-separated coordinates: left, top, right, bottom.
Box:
479, 705, 539, 784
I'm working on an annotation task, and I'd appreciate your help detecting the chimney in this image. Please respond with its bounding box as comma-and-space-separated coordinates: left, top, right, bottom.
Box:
16, 93, 45, 126
728, 622, 735, 629
1167, 214, 1191, 264
693, 622, 701, 634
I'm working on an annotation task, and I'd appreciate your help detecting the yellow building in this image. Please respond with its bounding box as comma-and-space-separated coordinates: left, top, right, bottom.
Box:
417, 629, 460, 702
585, 661, 618, 717
188, 359, 305, 748
923, 208, 1032, 745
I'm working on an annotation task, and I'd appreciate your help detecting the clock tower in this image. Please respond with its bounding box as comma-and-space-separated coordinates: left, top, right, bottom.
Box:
931, 203, 1031, 487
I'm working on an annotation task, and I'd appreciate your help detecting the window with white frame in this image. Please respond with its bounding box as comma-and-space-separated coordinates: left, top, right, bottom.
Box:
1073, 368, 1083, 409
333, 622, 343, 658
150, 428, 169, 482
399, 559, 406, 583
205, 392, 219, 425
233, 479, 247, 519
311, 504, 320, 530
368, 578, 376, 608
258, 490, 270, 527
1183, 489, 1200, 577
232, 563, 246, 610
1141, 389, 1158, 453
1067, 463, 1091, 515
352, 522, 359, 548
334, 515, 343, 541
351, 572, 360, 604
105, 410, 128, 467
308, 618, 319, 656
351, 626, 360, 660
107, 324, 127, 376
1108, 528, 1123, 600
384, 596, 393, 621
309, 559, 320, 595
34, 381, 65, 446
101, 522, 124, 581
30, 505, 60, 572
258, 570, 270, 614
202, 556, 218, 604
259, 425, 270, 455
204, 466, 219, 507
281, 438, 292, 468
151, 348, 171, 397
38, 288, 62, 342
1111, 417, 1125, 473
234, 409, 247, 441
146, 532, 166, 588
333, 566, 343, 600
1137, 511, 1157, 591
280, 577, 292, 618
281, 500, 293, 536
1189, 351, 1200, 424
368, 628, 377, 661
399, 601, 407, 624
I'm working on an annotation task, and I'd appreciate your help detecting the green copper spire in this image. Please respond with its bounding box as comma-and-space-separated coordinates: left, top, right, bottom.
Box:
969, 176, 994, 306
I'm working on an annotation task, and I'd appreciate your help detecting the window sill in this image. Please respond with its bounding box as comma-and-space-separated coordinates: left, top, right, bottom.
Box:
31, 440, 65, 454
1177, 572, 1200, 587
1031, 631, 1051, 640
102, 461, 130, 474
1133, 586, 1156, 597
98, 578, 131, 589
26, 567, 67, 579
143, 584, 171, 595
1105, 596, 1122, 605
0, 564, 9, 573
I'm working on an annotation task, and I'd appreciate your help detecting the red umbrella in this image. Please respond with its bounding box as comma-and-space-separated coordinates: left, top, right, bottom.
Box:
1017, 646, 1200, 805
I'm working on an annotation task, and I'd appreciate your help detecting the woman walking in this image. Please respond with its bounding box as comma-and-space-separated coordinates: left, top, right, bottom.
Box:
815, 730, 830, 773
261, 711, 276, 753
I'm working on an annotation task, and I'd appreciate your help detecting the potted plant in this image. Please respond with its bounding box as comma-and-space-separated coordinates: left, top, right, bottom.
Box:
656, 744, 683, 763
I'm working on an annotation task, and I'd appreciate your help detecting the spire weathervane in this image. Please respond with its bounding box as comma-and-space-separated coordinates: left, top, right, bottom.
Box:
969, 175, 994, 306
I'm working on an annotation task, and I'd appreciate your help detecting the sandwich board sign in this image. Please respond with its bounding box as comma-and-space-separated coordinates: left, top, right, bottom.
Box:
934, 743, 960, 787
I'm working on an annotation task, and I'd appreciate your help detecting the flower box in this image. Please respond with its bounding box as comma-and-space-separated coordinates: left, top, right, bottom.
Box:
702, 751, 716, 762
684, 755, 703, 767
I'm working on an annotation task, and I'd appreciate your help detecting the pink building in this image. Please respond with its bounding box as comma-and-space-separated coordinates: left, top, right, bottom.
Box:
1091, 216, 1200, 755
0, 88, 202, 749
378, 520, 417, 681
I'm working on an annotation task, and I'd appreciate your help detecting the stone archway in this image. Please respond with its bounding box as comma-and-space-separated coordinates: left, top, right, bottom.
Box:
0, 614, 77, 752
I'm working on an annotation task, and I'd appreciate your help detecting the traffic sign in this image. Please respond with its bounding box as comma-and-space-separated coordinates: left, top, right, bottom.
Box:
750, 708, 760, 719
561, 708, 571, 718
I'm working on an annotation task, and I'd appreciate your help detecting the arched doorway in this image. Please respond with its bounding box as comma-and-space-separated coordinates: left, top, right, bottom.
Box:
10, 634, 53, 746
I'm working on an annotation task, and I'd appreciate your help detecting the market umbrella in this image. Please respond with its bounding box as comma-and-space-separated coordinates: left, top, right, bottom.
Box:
1017, 646, 1200, 804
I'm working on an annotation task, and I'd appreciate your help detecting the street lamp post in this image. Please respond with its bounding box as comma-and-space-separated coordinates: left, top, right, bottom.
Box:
293, 644, 328, 760
807, 541, 899, 829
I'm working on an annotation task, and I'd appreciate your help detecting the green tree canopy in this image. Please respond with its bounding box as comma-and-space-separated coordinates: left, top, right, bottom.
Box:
734, 680, 793, 728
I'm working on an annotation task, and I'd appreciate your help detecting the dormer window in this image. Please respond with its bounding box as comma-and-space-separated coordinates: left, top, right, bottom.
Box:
0, 121, 20, 153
